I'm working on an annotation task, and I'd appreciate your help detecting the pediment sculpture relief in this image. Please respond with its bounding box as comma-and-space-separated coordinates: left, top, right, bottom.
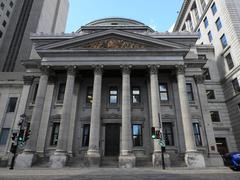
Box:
82, 38, 146, 49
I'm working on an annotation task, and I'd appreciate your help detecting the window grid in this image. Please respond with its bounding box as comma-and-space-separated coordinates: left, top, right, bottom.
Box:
186, 83, 194, 101
232, 78, 240, 93
0, 128, 10, 145
193, 123, 202, 146
204, 17, 209, 28
86, 87, 93, 104
7, 97, 18, 113
208, 31, 213, 42
215, 18, 222, 31
50, 122, 60, 146
206, 90, 215, 99
132, 87, 141, 104
226, 54, 234, 70
109, 87, 118, 104
220, 34, 228, 48
163, 122, 174, 146
82, 124, 90, 147
132, 124, 143, 146
159, 83, 169, 101
211, 2, 217, 15
57, 83, 66, 103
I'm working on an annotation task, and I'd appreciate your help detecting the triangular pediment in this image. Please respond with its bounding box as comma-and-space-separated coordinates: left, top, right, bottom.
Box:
35, 29, 188, 51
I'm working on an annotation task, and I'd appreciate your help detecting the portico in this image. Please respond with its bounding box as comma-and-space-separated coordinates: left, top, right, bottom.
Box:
14, 18, 223, 168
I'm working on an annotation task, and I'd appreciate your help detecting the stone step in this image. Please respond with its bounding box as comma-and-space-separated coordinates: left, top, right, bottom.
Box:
101, 156, 119, 167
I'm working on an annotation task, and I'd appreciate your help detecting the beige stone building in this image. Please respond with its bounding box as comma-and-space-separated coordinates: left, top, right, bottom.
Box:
0, 17, 232, 168
174, 0, 240, 154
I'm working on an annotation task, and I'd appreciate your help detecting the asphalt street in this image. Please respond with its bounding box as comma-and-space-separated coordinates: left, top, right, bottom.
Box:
0, 168, 239, 180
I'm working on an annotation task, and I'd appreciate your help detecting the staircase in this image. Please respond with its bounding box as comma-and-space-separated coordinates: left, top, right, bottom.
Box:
101, 156, 119, 167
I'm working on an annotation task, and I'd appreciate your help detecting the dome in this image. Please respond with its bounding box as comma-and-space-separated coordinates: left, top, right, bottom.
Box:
85, 17, 146, 27
77, 17, 154, 33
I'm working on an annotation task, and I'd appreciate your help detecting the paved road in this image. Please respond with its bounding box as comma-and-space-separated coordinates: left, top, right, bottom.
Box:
0, 168, 239, 180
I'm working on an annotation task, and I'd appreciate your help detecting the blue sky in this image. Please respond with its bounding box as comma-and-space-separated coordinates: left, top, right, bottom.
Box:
65, 0, 184, 32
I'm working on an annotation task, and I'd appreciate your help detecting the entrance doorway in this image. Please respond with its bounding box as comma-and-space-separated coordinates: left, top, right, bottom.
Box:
216, 137, 229, 156
105, 124, 120, 156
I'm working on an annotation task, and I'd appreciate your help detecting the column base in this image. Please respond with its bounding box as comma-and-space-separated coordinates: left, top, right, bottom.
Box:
185, 151, 205, 168
152, 152, 171, 168
87, 150, 101, 167
205, 152, 224, 167
119, 155, 136, 168
50, 151, 67, 168
15, 152, 37, 168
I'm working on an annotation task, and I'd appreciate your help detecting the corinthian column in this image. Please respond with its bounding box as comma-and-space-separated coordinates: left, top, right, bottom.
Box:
119, 65, 135, 168
15, 67, 49, 168
176, 65, 205, 168
87, 65, 103, 167
50, 66, 76, 168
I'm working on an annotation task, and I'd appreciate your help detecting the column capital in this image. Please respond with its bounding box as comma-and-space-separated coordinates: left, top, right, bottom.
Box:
121, 65, 132, 75
67, 66, 77, 76
148, 65, 159, 75
40, 66, 50, 75
175, 65, 186, 75
93, 65, 103, 75
194, 75, 204, 84
23, 76, 34, 85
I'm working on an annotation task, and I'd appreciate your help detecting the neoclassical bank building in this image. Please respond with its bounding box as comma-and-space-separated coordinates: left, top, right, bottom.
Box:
1, 18, 237, 168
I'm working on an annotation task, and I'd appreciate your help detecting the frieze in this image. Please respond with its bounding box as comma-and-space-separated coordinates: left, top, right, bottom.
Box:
102, 113, 122, 119
82, 38, 146, 49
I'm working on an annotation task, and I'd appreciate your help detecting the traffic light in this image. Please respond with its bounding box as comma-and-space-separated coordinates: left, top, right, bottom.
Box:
18, 129, 25, 142
24, 130, 31, 142
156, 130, 161, 139
151, 127, 156, 139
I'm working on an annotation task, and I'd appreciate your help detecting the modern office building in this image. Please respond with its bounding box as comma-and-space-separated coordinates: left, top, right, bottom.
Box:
0, 0, 69, 166
174, 0, 240, 153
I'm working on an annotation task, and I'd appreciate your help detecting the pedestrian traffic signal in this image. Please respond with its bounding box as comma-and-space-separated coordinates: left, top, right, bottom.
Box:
24, 130, 31, 142
151, 127, 156, 139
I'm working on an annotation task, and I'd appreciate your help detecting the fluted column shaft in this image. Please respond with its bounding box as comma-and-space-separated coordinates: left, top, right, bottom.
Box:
149, 66, 162, 153
56, 67, 76, 153
25, 67, 49, 152
121, 66, 133, 155
87, 66, 103, 155
177, 66, 196, 152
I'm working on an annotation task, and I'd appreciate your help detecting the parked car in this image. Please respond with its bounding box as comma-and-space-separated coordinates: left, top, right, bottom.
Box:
223, 152, 240, 171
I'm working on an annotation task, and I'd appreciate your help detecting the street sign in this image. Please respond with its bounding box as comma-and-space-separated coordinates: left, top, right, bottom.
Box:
159, 140, 166, 147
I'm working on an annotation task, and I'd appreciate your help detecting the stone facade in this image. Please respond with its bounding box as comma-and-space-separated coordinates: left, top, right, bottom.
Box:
174, 0, 239, 153
0, 18, 229, 168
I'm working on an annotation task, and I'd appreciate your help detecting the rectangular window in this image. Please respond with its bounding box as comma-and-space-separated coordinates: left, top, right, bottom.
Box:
210, 111, 221, 122
200, 0, 206, 10
32, 83, 39, 103
0, 128, 10, 145
193, 123, 202, 146
50, 122, 60, 146
204, 17, 209, 28
132, 87, 141, 104
2, 20, 7, 27
7, 97, 18, 113
9, 1, 14, 8
109, 87, 118, 104
0, 2, 4, 10
82, 124, 90, 147
6, 10, 10, 17
206, 90, 215, 99
163, 122, 174, 146
215, 18, 222, 31
57, 83, 66, 103
220, 34, 228, 48
197, 29, 201, 39
203, 68, 211, 80
0, 31, 2, 38
211, 2, 217, 15
232, 78, 240, 93
186, 83, 194, 101
159, 83, 169, 101
226, 53, 234, 70
86, 87, 93, 104
132, 124, 143, 146
208, 31, 213, 42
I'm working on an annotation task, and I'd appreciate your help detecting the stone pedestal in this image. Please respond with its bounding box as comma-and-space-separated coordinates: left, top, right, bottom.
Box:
87, 151, 101, 167
152, 153, 171, 168
50, 152, 67, 168
119, 155, 136, 168
185, 151, 205, 168
15, 152, 36, 168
